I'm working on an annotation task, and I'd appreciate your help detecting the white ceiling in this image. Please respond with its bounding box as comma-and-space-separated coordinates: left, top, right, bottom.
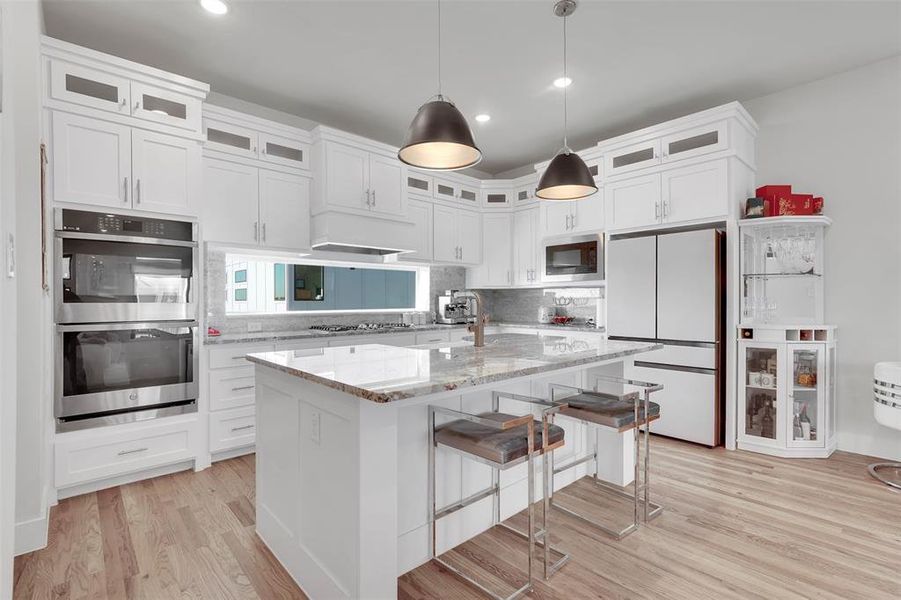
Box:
42, 0, 901, 175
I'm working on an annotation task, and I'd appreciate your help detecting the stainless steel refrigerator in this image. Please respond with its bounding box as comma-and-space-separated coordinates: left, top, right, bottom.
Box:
607, 228, 725, 446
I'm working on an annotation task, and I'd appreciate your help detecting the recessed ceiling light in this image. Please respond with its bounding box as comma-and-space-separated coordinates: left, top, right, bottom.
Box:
475, 114, 491, 123
200, 0, 228, 15
553, 76, 572, 88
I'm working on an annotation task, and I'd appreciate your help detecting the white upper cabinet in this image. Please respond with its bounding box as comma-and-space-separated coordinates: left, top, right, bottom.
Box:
481, 189, 513, 209
368, 154, 404, 215
325, 142, 370, 211
400, 198, 433, 261
202, 157, 310, 252
661, 122, 727, 163
49, 61, 130, 115
432, 206, 481, 265
204, 119, 259, 159
434, 177, 479, 206
468, 213, 513, 287
605, 139, 662, 177
540, 192, 605, 237
661, 159, 728, 223
605, 173, 662, 231
513, 208, 540, 286
52, 111, 200, 216
456, 209, 482, 265
51, 111, 131, 209
571, 192, 605, 234
259, 169, 311, 252
130, 81, 201, 132
259, 132, 310, 170
405, 173, 433, 197
319, 141, 405, 217
202, 158, 259, 246
131, 129, 201, 217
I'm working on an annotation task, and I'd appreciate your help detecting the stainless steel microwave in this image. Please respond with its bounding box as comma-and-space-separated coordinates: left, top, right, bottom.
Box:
541, 234, 604, 283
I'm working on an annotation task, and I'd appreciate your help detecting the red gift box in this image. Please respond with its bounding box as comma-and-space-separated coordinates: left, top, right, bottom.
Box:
778, 194, 815, 215
756, 185, 792, 217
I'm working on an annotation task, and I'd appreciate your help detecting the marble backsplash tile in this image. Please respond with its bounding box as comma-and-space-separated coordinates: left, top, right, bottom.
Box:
477, 287, 605, 328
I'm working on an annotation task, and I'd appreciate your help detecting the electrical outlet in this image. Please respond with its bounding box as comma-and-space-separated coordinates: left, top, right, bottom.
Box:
311, 411, 321, 445
248, 322, 262, 333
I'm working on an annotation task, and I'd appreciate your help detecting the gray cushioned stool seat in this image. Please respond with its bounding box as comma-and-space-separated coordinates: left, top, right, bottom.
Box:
560, 391, 660, 432
435, 412, 565, 465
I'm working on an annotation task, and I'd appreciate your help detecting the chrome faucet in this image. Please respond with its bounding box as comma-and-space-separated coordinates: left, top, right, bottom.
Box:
454, 290, 488, 347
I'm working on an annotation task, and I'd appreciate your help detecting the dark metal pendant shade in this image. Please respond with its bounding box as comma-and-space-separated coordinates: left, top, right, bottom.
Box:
536, 149, 598, 200
398, 98, 482, 171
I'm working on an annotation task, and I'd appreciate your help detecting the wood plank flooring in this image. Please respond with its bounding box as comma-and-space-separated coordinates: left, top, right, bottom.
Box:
14, 438, 901, 599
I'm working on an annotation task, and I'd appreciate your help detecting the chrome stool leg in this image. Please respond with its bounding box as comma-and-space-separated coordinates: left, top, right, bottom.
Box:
547, 380, 663, 540
868, 463, 901, 490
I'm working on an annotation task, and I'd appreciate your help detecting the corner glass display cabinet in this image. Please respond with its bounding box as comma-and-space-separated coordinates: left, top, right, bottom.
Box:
738, 326, 836, 458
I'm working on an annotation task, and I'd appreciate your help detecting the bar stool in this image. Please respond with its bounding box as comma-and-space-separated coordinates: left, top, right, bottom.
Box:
428, 393, 569, 599
547, 375, 663, 539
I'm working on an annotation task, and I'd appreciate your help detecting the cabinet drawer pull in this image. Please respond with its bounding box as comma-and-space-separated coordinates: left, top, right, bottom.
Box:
231, 385, 255, 392
231, 424, 254, 432
117, 447, 148, 456
232, 355, 249, 360
261, 223, 267, 242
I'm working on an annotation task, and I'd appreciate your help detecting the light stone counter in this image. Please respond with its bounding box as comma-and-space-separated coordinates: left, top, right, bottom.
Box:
247, 333, 658, 403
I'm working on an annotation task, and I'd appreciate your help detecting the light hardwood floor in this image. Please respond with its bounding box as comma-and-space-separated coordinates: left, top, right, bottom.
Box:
13, 438, 901, 599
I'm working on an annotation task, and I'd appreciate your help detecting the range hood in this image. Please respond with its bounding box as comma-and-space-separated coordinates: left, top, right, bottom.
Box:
310, 211, 416, 257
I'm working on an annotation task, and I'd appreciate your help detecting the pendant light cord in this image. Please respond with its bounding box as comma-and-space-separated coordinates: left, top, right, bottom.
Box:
437, 0, 442, 99
562, 9, 569, 152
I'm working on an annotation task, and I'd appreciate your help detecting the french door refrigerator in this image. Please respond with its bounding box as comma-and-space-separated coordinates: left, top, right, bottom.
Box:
607, 228, 725, 446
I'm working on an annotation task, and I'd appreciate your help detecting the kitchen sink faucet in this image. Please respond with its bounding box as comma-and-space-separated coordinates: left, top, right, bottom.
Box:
454, 290, 488, 347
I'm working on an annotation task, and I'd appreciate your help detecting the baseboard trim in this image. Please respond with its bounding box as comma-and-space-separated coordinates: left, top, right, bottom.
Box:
56, 459, 195, 500
14, 511, 48, 556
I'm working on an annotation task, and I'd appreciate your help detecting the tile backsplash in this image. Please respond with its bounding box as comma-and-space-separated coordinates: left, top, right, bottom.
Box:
477, 287, 605, 328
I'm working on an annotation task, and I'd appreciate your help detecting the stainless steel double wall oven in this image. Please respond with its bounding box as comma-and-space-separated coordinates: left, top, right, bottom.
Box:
54, 209, 199, 431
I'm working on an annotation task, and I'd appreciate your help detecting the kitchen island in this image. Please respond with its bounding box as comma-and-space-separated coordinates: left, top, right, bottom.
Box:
247, 333, 660, 599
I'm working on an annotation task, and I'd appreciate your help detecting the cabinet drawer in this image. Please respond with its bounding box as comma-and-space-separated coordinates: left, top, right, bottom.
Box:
209, 366, 256, 411
203, 119, 259, 159
415, 331, 450, 345
628, 364, 718, 446
259, 132, 310, 170
210, 407, 256, 453
208, 343, 274, 369
55, 418, 197, 488
48, 59, 131, 115
131, 81, 201, 132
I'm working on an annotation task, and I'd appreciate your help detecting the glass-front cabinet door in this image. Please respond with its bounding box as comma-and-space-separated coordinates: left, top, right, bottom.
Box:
739, 343, 783, 446
787, 344, 826, 448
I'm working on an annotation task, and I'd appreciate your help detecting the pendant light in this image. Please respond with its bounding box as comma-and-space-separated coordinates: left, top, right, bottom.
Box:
536, 0, 597, 200
398, 0, 482, 171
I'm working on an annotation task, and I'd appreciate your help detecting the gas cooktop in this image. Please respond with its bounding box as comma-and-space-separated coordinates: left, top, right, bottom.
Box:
309, 322, 414, 333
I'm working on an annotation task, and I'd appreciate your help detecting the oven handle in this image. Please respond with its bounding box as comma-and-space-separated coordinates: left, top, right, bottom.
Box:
56, 320, 198, 332
55, 230, 197, 248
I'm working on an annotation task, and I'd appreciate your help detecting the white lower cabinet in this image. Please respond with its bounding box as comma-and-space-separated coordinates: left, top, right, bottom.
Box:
202, 157, 311, 253
466, 213, 513, 287
210, 406, 257, 453
55, 416, 198, 488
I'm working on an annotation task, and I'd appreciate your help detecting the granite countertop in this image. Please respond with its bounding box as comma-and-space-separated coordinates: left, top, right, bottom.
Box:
246, 333, 660, 403
204, 322, 605, 346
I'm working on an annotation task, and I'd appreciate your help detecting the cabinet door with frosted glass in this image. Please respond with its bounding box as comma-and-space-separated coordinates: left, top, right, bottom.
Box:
738, 343, 784, 447
786, 344, 826, 448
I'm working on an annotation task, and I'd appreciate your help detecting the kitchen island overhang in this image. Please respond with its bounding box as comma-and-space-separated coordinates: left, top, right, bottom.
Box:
248, 333, 661, 599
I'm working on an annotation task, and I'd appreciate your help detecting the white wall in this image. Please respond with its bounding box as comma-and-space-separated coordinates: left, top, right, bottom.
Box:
745, 56, 901, 461
0, 0, 46, 559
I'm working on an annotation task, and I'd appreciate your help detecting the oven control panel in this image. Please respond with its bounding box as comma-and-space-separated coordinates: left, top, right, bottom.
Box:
58, 209, 194, 242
